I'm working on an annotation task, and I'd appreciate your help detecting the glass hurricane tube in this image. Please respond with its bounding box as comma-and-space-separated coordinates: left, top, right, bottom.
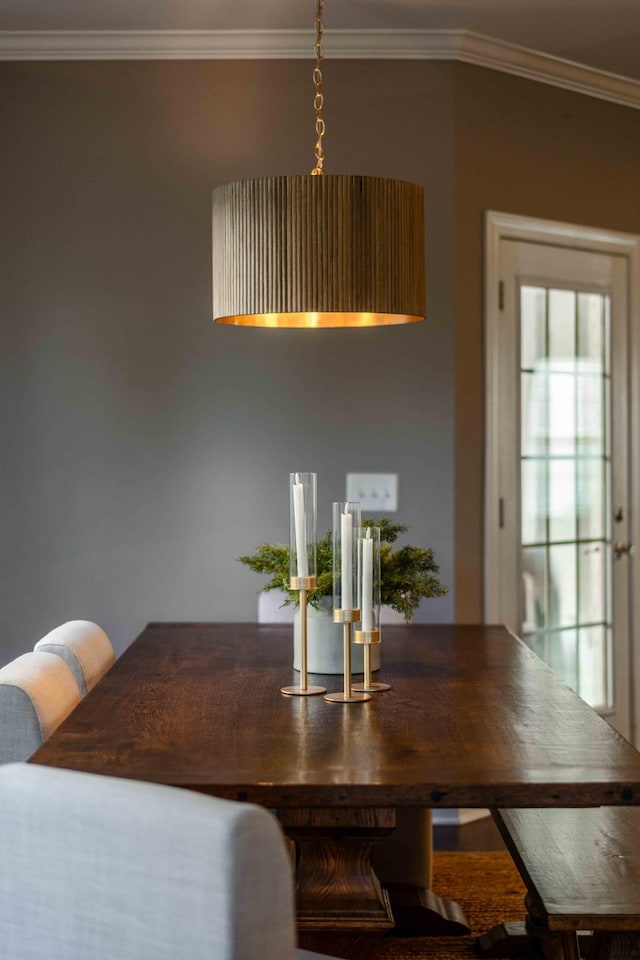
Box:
354, 526, 390, 693
332, 501, 362, 614
289, 472, 317, 586
325, 501, 370, 704
281, 472, 325, 697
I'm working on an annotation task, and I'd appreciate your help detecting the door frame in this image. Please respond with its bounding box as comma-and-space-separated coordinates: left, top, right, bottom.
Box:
484, 211, 640, 745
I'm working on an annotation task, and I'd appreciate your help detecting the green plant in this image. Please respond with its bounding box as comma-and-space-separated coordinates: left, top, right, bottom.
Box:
238, 517, 446, 623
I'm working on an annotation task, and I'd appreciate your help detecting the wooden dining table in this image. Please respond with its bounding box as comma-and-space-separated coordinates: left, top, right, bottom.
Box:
31, 622, 640, 956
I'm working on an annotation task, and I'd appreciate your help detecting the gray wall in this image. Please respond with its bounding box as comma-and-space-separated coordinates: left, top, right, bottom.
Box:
0, 60, 455, 660
6, 56, 637, 662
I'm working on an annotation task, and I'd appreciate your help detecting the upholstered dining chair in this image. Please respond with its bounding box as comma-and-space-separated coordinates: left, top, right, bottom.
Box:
34, 619, 115, 696
0, 652, 82, 764
0, 763, 333, 960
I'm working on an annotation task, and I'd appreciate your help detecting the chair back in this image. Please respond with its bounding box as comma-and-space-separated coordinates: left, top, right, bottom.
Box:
0, 762, 299, 960
0, 653, 82, 764
35, 620, 115, 696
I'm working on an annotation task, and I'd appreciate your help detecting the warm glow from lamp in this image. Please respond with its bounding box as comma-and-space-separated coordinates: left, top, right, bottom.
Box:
215, 312, 424, 329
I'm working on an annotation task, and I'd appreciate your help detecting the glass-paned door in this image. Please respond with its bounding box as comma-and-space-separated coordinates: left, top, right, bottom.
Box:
520, 284, 611, 708
485, 222, 632, 740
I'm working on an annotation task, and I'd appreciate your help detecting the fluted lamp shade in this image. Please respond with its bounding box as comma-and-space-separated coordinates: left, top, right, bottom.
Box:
212, 174, 425, 328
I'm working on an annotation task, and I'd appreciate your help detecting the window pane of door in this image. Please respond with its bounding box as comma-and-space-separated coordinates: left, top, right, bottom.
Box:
520, 284, 611, 710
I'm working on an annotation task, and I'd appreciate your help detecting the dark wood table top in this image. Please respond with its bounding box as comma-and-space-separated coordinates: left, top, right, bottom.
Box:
31, 622, 640, 809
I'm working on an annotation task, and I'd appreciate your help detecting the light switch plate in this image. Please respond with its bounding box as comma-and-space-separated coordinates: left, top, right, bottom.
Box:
346, 473, 398, 512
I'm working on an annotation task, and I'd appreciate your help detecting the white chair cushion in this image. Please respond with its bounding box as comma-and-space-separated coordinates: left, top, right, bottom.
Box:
35, 620, 115, 695
0, 763, 301, 960
0, 653, 82, 764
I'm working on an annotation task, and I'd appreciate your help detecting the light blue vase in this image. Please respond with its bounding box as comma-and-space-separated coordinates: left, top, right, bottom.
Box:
293, 596, 381, 674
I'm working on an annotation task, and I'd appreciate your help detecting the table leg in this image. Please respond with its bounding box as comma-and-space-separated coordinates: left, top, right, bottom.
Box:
278, 806, 471, 952
478, 922, 592, 960
585, 932, 640, 960
383, 883, 470, 936
277, 807, 396, 937
477, 920, 534, 957
479, 927, 640, 960
373, 808, 470, 936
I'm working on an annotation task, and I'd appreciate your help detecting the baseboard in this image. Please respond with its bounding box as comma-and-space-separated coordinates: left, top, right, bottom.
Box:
433, 808, 491, 827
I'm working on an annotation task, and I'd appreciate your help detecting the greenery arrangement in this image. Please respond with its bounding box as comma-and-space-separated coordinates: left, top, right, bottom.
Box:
238, 517, 447, 623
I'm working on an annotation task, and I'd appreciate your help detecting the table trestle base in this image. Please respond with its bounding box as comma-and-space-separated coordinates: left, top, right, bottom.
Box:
384, 883, 470, 937
278, 807, 396, 938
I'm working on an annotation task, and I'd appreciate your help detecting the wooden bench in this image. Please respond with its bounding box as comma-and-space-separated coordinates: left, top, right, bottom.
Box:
478, 807, 640, 960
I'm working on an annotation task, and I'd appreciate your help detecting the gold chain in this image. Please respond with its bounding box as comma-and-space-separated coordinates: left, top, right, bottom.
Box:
311, 0, 325, 175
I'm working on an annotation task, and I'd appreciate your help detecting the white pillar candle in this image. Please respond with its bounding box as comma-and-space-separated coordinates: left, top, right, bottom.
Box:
362, 529, 373, 631
293, 474, 308, 578
341, 507, 353, 609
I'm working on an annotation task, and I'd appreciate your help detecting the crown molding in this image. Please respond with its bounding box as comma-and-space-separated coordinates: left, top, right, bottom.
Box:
0, 28, 638, 110
454, 32, 640, 111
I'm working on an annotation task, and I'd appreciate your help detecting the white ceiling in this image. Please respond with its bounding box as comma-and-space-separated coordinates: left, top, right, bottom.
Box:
1, 0, 639, 83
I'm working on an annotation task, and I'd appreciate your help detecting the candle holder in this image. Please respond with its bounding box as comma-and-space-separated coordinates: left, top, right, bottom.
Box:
353, 526, 391, 694
281, 472, 326, 697
325, 502, 371, 704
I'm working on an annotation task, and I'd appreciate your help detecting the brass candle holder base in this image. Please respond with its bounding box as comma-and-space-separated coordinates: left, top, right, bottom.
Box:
281, 579, 326, 698
353, 630, 391, 694
281, 684, 327, 697
352, 680, 391, 693
325, 615, 371, 704
324, 690, 371, 703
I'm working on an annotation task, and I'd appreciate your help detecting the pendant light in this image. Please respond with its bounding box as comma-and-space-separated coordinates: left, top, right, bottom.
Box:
211, 1, 425, 329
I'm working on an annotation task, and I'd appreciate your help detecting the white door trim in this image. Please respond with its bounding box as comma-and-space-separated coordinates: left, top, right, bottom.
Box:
484, 211, 640, 744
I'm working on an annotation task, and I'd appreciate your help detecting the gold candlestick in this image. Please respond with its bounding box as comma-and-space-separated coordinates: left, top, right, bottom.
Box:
325, 609, 370, 703
353, 628, 390, 693
281, 577, 326, 697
